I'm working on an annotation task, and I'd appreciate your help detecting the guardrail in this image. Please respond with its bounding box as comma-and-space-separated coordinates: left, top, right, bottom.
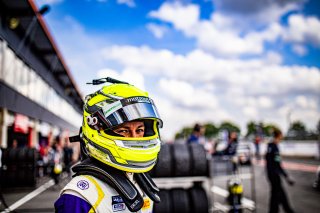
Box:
253, 140, 320, 158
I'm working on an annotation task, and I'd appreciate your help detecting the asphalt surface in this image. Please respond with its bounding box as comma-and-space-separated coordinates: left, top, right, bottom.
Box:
212, 157, 320, 213
1, 158, 319, 213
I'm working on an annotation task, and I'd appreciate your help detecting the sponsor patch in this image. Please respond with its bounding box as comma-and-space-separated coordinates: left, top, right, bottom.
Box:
142, 198, 151, 210
130, 199, 140, 209
112, 195, 124, 204
112, 196, 125, 212
77, 180, 89, 190
112, 203, 126, 212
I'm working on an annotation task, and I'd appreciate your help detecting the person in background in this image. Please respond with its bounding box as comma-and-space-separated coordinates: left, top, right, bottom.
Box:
49, 141, 64, 185
0, 147, 7, 209
266, 129, 295, 213
187, 123, 205, 144
38, 144, 50, 177
0, 147, 2, 184
63, 139, 73, 175
212, 130, 238, 156
12, 139, 18, 149
254, 135, 262, 160
223, 131, 238, 156
0, 147, 2, 174
223, 131, 239, 172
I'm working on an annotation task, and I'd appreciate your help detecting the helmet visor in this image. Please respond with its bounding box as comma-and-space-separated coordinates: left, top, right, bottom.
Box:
95, 96, 162, 129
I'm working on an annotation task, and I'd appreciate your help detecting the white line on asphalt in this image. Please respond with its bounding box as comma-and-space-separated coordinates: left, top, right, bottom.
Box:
213, 202, 230, 211
211, 185, 255, 209
1, 180, 55, 213
212, 185, 228, 197
212, 173, 252, 181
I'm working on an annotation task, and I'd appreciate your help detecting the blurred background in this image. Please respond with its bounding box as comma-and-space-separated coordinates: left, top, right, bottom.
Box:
0, 0, 319, 212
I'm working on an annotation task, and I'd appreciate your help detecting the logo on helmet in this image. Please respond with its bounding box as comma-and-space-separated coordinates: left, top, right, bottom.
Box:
121, 97, 153, 106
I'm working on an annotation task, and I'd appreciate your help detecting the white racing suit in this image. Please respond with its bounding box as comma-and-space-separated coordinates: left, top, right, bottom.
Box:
55, 173, 153, 213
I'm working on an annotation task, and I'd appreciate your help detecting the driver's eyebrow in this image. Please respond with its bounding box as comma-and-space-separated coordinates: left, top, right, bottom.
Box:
118, 126, 130, 129
116, 125, 144, 130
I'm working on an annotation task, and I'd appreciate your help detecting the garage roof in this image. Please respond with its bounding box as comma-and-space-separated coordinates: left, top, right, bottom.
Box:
1, 0, 84, 112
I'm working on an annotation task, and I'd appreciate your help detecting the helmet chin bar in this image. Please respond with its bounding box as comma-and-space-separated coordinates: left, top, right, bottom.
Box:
83, 133, 161, 173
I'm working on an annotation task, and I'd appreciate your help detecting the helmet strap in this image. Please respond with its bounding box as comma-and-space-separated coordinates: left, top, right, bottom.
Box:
69, 128, 90, 160
72, 158, 160, 212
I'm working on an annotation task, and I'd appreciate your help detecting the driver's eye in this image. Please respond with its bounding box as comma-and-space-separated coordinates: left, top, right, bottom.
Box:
115, 129, 128, 134
136, 129, 144, 133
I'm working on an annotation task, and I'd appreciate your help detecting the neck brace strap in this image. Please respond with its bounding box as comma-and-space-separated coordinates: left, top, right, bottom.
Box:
72, 158, 160, 212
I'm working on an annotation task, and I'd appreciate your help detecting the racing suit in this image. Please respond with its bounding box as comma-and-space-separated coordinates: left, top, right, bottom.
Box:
265, 142, 294, 213
54, 173, 153, 213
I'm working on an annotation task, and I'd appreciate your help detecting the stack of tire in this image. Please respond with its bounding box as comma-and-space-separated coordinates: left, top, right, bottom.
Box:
151, 143, 210, 213
152, 143, 209, 178
154, 186, 209, 213
1, 147, 38, 187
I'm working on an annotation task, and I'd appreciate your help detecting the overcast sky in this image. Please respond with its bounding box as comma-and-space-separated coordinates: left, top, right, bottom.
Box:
35, 0, 320, 140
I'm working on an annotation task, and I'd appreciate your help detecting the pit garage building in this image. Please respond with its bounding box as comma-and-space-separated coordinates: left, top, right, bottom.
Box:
0, 0, 83, 149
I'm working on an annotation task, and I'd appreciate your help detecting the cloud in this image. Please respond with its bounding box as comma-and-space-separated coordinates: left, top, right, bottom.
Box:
148, 2, 285, 57
148, 2, 320, 58
101, 44, 320, 138
149, 2, 199, 31
265, 51, 283, 65
243, 106, 258, 118
117, 0, 135, 7
42, 1, 319, 139
295, 95, 318, 110
283, 14, 320, 47
43, 15, 116, 96
146, 23, 168, 39
102, 45, 320, 96
97, 68, 146, 90
158, 78, 218, 109
154, 92, 231, 141
278, 95, 319, 129
258, 96, 274, 109
292, 44, 308, 56
212, 0, 304, 27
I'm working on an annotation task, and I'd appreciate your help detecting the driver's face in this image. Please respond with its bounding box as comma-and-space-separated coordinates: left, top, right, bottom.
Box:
112, 121, 145, 138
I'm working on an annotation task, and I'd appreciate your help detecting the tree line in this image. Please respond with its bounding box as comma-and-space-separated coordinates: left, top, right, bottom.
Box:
175, 120, 320, 141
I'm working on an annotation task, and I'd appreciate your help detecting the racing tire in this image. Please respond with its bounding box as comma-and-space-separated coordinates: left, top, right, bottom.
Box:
153, 189, 171, 213
1, 148, 9, 165
153, 143, 173, 177
17, 164, 27, 185
25, 166, 37, 187
171, 188, 191, 213
189, 143, 209, 176
7, 170, 16, 186
26, 148, 36, 163
172, 144, 191, 177
189, 186, 209, 213
8, 148, 18, 163
17, 148, 27, 163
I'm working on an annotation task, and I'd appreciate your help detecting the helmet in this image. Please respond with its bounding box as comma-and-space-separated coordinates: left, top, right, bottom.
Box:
54, 163, 63, 174
81, 83, 163, 173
